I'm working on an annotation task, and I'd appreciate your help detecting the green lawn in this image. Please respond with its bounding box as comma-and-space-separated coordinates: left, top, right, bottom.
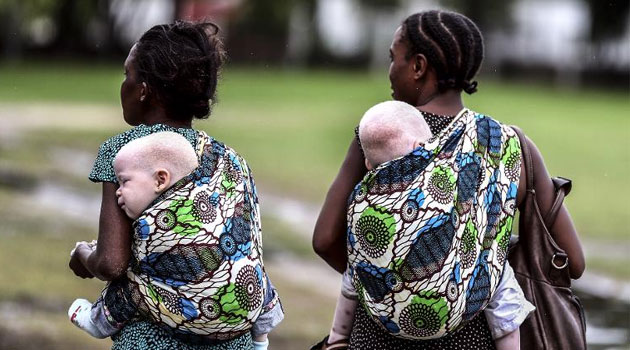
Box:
0, 62, 628, 349
0, 62, 628, 268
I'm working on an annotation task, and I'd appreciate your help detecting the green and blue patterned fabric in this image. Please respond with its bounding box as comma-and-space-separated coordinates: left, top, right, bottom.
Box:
103, 130, 268, 339
346, 109, 521, 340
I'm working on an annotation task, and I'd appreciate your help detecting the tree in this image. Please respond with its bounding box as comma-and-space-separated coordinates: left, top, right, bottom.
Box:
585, 0, 629, 41
442, 0, 515, 31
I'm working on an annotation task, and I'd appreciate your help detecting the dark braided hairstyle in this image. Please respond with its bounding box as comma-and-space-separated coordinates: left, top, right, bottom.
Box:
402, 11, 483, 94
133, 21, 226, 121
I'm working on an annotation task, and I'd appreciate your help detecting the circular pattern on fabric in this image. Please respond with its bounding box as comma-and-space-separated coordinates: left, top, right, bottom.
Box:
503, 198, 516, 215
153, 286, 180, 315
219, 233, 237, 256
497, 233, 510, 265
355, 185, 367, 202
199, 297, 221, 320
401, 200, 419, 222
427, 170, 455, 204
385, 271, 404, 292
155, 209, 177, 231
193, 192, 216, 223
223, 155, 243, 185
504, 152, 520, 182
356, 214, 390, 258
235, 266, 262, 311
399, 303, 441, 338
446, 280, 459, 302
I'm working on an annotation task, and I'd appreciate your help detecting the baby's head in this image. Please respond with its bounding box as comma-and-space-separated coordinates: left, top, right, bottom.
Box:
359, 101, 432, 170
113, 132, 199, 219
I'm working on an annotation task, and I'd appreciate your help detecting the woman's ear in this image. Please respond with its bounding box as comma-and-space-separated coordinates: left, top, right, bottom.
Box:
140, 82, 149, 102
413, 54, 429, 80
154, 169, 171, 192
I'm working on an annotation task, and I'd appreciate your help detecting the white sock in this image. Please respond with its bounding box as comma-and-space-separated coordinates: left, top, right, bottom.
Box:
68, 299, 108, 338
252, 338, 269, 350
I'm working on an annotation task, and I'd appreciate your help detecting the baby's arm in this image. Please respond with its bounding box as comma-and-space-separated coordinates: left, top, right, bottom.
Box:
69, 182, 132, 281
250, 275, 284, 350
495, 329, 520, 350
484, 262, 534, 349
325, 270, 358, 346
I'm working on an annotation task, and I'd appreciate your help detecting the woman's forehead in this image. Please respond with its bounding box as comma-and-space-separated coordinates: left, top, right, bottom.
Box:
124, 44, 138, 67
392, 26, 407, 48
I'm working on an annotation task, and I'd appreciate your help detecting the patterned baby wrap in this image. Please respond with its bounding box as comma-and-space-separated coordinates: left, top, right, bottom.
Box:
347, 109, 521, 340
120, 131, 267, 338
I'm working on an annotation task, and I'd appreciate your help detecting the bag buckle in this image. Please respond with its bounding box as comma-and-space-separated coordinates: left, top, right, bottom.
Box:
551, 253, 569, 269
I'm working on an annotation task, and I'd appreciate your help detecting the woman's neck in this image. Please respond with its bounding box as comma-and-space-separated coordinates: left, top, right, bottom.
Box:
140, 108, 192, 128
416, 90, 464, 117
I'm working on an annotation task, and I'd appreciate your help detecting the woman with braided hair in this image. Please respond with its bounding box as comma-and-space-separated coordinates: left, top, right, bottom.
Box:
313, 10, 584, 349
68, 21, 282, 350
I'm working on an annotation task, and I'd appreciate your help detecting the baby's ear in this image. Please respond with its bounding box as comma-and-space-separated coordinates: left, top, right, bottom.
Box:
154, 169, 171, 192
413, 139, 425, 149
365, 158, 373, 171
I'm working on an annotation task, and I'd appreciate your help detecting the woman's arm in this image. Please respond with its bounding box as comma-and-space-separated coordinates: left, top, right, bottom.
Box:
517, 136, 585, 279
69, 182, 132, 281
313, 139, 368, 273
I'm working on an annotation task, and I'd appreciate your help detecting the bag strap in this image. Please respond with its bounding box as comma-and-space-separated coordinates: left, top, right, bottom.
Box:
511, 126, 572, 227
544, 177, 572, 228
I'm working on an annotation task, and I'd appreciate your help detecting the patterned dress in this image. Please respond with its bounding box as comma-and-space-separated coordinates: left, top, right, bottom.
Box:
90, 124, 253, 350
348, 110, 521, 349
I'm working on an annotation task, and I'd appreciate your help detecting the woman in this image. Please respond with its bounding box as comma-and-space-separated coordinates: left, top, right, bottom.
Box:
69, 21, 278, 350
313, 10, 585, 349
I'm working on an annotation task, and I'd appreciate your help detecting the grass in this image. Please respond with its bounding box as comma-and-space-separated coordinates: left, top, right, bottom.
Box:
264, 264, 336, 347
0, 61, 627, 249
0, 61, 628, 244
0, 62, 628, 348
0, 191, 103, 301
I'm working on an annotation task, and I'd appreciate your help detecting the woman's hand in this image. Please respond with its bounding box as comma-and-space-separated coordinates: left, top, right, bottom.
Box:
313, 138, 367, 273
69, 242, 95, 279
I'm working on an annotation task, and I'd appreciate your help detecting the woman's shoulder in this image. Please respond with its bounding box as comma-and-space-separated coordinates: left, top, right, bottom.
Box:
205, 137, 252, 172
89, 124, 199, 183
465, 109, 518, 139
103, 124, 198, 150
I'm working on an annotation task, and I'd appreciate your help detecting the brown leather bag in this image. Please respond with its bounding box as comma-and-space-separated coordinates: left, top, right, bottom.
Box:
508, 127, 587, 350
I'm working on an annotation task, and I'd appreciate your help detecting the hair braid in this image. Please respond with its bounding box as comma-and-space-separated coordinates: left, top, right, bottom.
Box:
402, 10, 484, 94
425, 11, 461, 91
404, 14, 447, 80
460, 16, 484, 93
440, 14, 468, 83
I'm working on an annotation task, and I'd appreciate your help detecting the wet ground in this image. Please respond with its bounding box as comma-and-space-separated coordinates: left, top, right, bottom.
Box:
579, 290, 630, 350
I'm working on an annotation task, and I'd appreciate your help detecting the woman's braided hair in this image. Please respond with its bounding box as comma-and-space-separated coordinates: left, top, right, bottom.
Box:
134, 21, 226, 121
403, 11, 483, 94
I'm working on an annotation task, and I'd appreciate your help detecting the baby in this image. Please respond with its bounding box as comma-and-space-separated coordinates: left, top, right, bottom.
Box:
322, 101, 532, 349
69, 132, 279, 350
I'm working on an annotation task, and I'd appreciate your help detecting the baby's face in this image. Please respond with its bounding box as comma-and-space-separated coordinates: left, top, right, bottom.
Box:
114, 156, 158, 219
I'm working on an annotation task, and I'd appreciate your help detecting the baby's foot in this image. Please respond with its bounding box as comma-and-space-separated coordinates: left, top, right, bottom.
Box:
68, 299, 108, 338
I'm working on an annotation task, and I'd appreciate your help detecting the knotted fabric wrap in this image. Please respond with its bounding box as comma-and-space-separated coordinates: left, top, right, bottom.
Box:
346, 109, 522, 340
104, 131, 267, 339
